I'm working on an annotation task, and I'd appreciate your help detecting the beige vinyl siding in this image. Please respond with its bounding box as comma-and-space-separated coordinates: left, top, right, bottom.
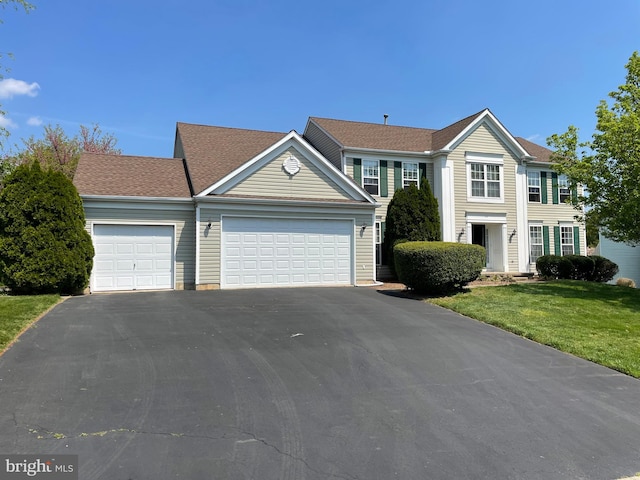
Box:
450, 123, 520, 271
197, 205, 375, 287
526, 167, 586, 256
83, 204, 196, 289
304, 121, 342, 168
345, 157, 434, 221
226, 147, 354, 201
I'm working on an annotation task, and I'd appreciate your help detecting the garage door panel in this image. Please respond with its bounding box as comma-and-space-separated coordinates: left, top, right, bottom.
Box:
93, 225, 174, 292
117, 243, 134, 254
222, 217, 352, 289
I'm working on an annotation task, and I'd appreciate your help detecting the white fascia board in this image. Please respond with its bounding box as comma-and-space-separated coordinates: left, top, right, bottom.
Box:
198, 130, 377, 205
525, 160, 555, 166
81, 195, 194, 211
296, 133, 378, 204
444, 110, 529, 159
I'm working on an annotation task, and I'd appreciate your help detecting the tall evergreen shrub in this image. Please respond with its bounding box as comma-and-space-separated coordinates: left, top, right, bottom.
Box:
0, 163, 94, 294
385, 178, 441, 268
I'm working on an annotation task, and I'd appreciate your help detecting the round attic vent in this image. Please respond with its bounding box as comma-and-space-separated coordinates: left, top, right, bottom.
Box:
283, 154, 301, 176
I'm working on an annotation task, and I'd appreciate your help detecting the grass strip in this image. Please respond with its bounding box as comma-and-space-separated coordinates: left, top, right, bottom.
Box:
429, 280, 640, 378
0, 294, 61, 354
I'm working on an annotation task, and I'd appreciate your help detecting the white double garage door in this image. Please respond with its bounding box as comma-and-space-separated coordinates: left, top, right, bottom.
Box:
222, 217, 353, 289
92, 218, 353, 291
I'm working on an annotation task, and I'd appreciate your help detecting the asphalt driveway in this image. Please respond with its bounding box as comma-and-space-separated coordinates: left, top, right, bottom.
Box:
1, 287, 640, 479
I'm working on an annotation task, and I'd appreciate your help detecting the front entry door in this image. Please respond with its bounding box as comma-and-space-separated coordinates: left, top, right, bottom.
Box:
472, 224, 489, 268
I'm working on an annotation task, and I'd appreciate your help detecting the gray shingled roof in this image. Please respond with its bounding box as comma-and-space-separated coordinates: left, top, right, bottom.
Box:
309, 117, 436, 152
74, 152, 192, 198
309, 110, 553, 162
176, 122, 287, 195
515, 137, 553, 163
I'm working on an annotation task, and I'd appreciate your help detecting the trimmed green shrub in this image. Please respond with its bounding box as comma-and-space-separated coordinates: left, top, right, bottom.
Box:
0, 163, 94, 294
384, 179, 441, 270
537, 254, 618, 282
394, 241, 485, 293
536, 255, 573, 279
564, 254, 595, 281
589, 255, 619, 283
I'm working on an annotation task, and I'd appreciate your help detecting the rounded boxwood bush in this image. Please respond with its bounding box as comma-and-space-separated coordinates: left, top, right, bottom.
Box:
394, 241, 485, 293
589, 255, 619, 283
563, 254, 595, 280
537, 254, 618, 282
0, 163, 94, 294
536, 255, 573, 279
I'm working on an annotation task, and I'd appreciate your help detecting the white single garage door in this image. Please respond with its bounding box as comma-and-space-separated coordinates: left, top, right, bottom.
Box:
222, 217, 352, 289
92, 224, 174, 292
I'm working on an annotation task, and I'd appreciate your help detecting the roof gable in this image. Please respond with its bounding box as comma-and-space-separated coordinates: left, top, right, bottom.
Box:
74, 153, 191, 198
224, 146, 356, 201
201, 131, 376, 204
175, 122, 287, 195
439, 109, 530, 159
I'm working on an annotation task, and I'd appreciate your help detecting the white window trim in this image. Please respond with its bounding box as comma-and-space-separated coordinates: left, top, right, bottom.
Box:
560, 225, 574, 256
527, 171, 541, 203
466, 160, 504, 203
362, 159, 379, 196
528, 224, 543, 264
402, 161, 419, 189
558, 174, 571, 203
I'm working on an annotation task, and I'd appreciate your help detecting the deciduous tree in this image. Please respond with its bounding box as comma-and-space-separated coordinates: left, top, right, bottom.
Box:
548, 51, 640, 245
17, 123, 121, 179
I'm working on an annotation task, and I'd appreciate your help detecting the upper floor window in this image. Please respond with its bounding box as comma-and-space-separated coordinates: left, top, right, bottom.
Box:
558, 174, 571, 203
527, 171, 541, 202
560, 226, 574, 255
403, 162, 418, 189
362, 160, 379, 195
470, 163, 501, 199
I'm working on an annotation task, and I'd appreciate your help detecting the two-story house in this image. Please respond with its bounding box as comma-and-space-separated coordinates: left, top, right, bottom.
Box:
304, 109, 584, 275
73, 108, 584, 292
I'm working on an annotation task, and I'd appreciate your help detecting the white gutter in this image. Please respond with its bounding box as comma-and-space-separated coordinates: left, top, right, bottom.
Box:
195, 195, 380, 209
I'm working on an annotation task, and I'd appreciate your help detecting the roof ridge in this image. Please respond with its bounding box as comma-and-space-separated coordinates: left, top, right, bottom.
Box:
433, 108, 488, 134
80, 152, 181, 161
177, 121, 288, 136
310, 116, 437, 132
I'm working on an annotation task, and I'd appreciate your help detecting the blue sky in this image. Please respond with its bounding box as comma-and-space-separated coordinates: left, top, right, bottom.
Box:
1, 0, 638, 157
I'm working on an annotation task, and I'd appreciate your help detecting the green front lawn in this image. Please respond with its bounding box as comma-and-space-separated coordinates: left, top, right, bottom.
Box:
429, 281, 640, 378
0, 294, 61, 353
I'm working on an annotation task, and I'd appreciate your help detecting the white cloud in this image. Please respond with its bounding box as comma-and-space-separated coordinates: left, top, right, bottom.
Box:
0, 78, 40, 99
0, 114, 17, 129
526, 134, 542, 142
27, 116, 43, 126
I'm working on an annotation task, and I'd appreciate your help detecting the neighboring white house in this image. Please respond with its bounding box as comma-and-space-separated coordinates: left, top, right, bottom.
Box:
73, 109, 585, 292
